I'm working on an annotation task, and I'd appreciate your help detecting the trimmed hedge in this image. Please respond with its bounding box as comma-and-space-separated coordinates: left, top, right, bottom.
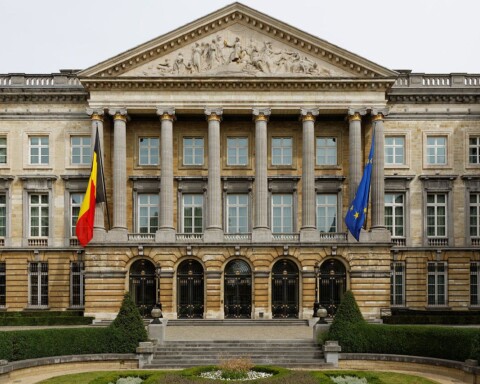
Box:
0, 310, 93, 326
383, 311, 480, 325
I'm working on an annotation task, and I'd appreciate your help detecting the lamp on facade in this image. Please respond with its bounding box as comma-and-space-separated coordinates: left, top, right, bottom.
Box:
313, 262, 320, 317
154, 264, 163, 318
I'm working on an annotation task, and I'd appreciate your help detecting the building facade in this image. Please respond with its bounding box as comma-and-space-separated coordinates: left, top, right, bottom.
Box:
0, 3, 479, 320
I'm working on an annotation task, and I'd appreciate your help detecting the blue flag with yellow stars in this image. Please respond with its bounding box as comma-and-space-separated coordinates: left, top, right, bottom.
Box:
345, 129, 375, 241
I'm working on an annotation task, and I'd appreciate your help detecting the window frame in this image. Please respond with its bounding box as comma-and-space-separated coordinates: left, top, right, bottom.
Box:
28, 262, 48, 308
137, 193, 160, 234
384, 136, 405, 166
427, 261, 448, 307
29, 193, 49, 238
315, 136, 338, 166
423, 132, 453, 169
138, 136, 160, 167
271, 136, 293, 167
70, 135, 91, 166
226, 194, 249, 234
391, 261, 406, 307
316, 194, 338, 233
0, 262, 5, 308
181, 194, 204, 234
182, 136, 205, 167
226, 136, 249, 167
70, 261, 85, 308
271, 193, 294, 234
0, 136, 7, 166
28, 135, 50, 166
385, 193, 405, 238
470, 262, 480, 307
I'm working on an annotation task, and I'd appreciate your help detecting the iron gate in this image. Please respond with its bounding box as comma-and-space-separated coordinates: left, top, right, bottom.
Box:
177, 259, 204, 318
319, 259, 346, 316
129, 259, 157, 317
271, 259, 299, 318
224, 259, 252, 318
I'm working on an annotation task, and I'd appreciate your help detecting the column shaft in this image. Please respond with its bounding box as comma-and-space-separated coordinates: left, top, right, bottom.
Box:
348, 112, 363, 202
301, 110, 318, 230
111, 110, 127, 231
371, 113, 385, 229
160, 112, 174, 230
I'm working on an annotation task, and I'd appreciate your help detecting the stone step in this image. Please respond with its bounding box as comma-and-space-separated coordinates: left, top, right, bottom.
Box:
147, 361, 334, 369
167, 319, 309, 326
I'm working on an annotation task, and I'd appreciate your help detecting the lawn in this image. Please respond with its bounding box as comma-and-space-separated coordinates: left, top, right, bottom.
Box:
37, 369, 441, 384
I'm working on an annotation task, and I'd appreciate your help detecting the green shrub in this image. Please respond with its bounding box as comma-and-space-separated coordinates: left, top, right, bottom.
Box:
471, 333, 480, 361
0, 311, 93, 326
108, 293, 148, 353
89, 371, 158, 384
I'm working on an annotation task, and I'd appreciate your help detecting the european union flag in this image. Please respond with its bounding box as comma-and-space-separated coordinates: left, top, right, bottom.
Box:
345, 129, 375, 241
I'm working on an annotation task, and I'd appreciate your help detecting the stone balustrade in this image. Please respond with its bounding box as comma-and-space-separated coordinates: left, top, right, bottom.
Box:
393, 71, 480, 88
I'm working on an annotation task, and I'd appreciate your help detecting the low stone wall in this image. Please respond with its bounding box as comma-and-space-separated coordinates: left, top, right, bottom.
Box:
0, 354, 138, 384
340, 354, 480, 384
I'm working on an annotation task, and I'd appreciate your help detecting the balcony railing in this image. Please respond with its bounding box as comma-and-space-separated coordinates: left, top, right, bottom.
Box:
224, 233, 252, 242
28, 238, 48, 247
393, 72, 480, 88
128, 233, 155, 242
176, 233, 204, 243
0, 72, 82, 88
272, 233, 300, 242
472, 238, 480, 247
428, 238, 449, 247
392, 237, 406, 247
319, 232, 347, 242
0, 238, 4, 247
69, 238, 80, 247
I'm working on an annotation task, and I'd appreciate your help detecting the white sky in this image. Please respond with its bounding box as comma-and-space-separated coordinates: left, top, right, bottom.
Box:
0, 0, 479, 74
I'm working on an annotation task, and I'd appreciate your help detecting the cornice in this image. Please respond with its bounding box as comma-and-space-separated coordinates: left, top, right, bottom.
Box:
388, 94, 479, 104
0, 90, 88, 104
78, 4, 397, 80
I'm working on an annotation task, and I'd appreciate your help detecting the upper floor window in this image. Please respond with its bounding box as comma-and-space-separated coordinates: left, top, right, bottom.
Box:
71, 136, 91, 166
182, 194, 203, 233
469, 137, 480, 164
227, 137, 248, 166
385, 136, 405, 165
426, 136, 446, 165
183, 137, 204, 166
0, 137, 6, 164
226, 194, 248, 233
426, 193, 447, 238
272, 194, 293, 233
385, 193, 405, 238
29, 136, 49, 165
137, 194, 159, 234
427, 261, 447, 307
0, 262, 5, 307
139, 137, 159, 166
70, 193, 83, 238
391, 261, 405, 307
29, 262, 48, 308
471, 193, 480, 240
0, 194, 6, 238
29, 194, 49, 237
316, 194, 337, 233
271, 137, 292, 166
70, 262, 85, 308
316, 137, 337, 166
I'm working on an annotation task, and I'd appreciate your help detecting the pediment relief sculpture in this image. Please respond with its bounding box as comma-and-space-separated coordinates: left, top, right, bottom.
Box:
122, 27, 350, 78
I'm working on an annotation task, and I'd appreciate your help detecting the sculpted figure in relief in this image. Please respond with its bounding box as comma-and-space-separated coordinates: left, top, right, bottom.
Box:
224, 37, 243, 63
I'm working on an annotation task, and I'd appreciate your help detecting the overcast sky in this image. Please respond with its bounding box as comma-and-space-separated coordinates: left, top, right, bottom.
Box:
1, 0, 479, 74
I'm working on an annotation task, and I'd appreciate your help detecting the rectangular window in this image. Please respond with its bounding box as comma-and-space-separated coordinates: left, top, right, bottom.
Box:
227, 194, 248, 233
183, 137, 204, 166
29, 262, 48, 307
469, 137, 480, 164
385, 193, 405, 237
471, 193, 480, 239
227, 137, 248, 166
0, 194, 6, 237
0, 262, 5, 307
0, 137, 6, 164
426, 136, 446, 165
271, 137, 292, 166
182, 194, 203, 233
29, 194, 49, 237
385, 136, 405, 165
471, 262, 480, 306
139, 137, 159, 166
138, 194, 159, 233
316, 137, 337, 165
29, 136, 49, 165
316, 194, 337, 233
272, 194, 293, 233
391, 262, 405, 306
70, 193, 83, 237
70, 261, 85, 308
71, 136, 91, 165
427, 262, 447, 306
426, 193, 447, 238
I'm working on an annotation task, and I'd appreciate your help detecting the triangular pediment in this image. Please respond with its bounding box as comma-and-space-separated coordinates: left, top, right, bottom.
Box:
79, 3, 397, 80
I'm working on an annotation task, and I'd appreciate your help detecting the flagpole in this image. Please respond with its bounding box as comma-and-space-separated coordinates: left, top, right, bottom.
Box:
96, 123, 111, 230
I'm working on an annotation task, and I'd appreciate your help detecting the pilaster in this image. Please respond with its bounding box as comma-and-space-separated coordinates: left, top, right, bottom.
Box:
204, 108, 224, 243
347, 108, 367, 202
252, 107, 272, 243
156, 108, 176, 243
300, 108, 320, 243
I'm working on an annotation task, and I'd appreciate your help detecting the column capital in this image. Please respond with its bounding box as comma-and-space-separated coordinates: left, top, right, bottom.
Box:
252, 107, 271, 122
156, 107, 176, 121
86, 108, 104, 121
204, 107, 223, 121
108, 108, 128, 121
300, 108, 319, 122
347, 108, 367, 121
371, 108, 389, 120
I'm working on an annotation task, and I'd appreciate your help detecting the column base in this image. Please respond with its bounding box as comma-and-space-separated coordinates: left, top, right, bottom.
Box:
252, 228, 272, 243
370, 227, 391, 243
204, 228, 224, 243
92, 228, 106, 243
206, 310, 224, 319
155, 228, 176, 243
300, 228, 320, 243
106, 228, 128, 242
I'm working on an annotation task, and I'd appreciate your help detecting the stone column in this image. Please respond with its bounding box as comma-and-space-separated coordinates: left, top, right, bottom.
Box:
347, 108, 366, 202
108, 108, 128, 241
252, 108, 272, 243
300, 108, 320, 242
204, 108, 224, 242
86, 108, 106, 240
156, 108, 176, 243
370, 109, 389, 241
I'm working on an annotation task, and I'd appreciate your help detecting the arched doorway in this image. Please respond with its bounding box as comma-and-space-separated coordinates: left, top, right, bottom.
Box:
129, 259, 157, 317
177, 259, 204, 319
224, 259, 252, 318
271, 259, 299, 318
319, 259, 347, 316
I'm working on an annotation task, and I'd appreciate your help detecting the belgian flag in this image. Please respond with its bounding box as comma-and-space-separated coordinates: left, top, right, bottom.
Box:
75, 128, 106, 247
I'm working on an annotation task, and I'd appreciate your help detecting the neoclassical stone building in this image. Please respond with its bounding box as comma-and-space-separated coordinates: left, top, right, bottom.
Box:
0, 3, 479, 320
